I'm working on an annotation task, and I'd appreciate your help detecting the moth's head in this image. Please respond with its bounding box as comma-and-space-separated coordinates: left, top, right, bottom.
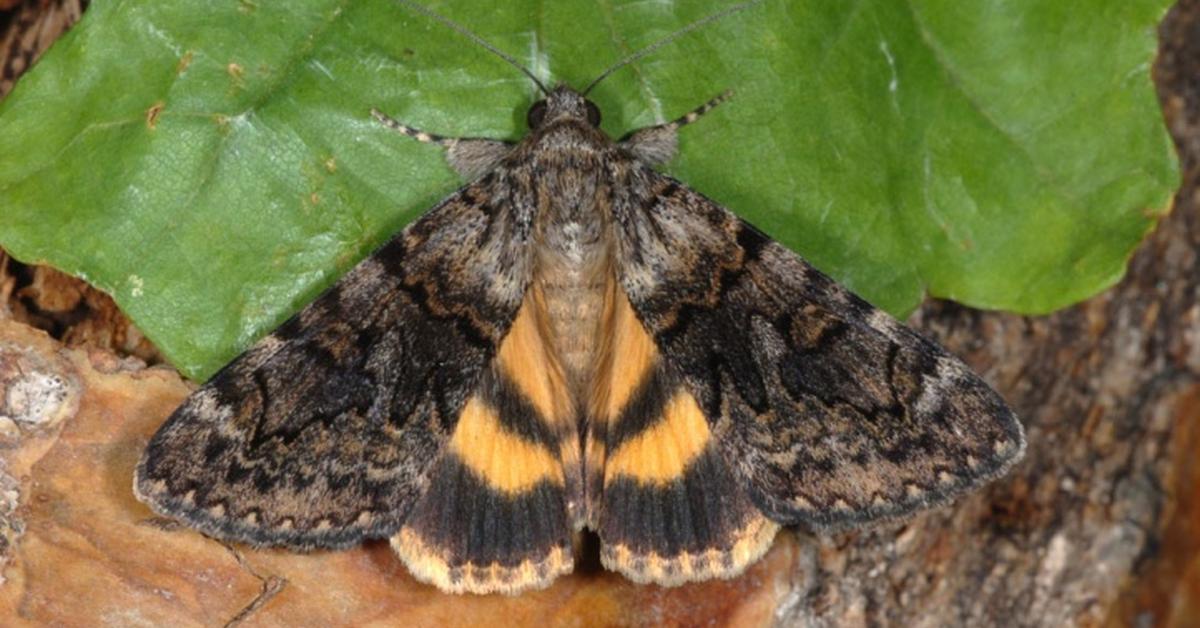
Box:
527, 85, 601, 130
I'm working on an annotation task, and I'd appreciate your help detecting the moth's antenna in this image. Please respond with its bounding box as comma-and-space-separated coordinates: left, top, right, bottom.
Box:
582, 0, 764, 96
395, 0, 550, 95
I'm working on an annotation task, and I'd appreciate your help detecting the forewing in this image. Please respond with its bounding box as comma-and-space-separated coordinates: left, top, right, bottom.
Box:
135, 171, 535, 549
610, 169, 1025, 530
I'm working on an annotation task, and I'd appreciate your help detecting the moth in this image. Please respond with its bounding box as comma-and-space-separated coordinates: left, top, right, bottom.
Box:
135, 0, 1025, 595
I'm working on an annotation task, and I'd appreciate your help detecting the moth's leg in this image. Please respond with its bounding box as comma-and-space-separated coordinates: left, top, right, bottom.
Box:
618, 90, 733, 167
370, 109, 513, 180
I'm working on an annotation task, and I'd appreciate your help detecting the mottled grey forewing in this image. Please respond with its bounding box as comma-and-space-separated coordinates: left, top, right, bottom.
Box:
610, 169, 1025, 530
135, 173, 534, 549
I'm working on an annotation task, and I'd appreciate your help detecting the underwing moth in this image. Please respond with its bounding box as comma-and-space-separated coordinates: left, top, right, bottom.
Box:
134, 0, 1025, 595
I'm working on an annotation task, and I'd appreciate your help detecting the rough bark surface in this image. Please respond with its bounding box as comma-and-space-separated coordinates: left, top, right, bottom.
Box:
1, 1, 1198, 626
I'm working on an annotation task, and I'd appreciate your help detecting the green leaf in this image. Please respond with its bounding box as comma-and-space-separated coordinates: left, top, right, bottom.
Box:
0, 0, 1178, 379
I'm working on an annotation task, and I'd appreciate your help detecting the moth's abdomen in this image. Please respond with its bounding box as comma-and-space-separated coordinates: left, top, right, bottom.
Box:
538, 261, 608, 384
532, 163, 612, 389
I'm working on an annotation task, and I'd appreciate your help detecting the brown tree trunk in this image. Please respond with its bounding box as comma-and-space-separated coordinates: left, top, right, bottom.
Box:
0, 2, 1197, 626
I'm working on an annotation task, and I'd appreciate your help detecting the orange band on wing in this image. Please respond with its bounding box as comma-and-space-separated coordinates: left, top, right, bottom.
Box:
448, 396, 564, 494
590, 285, 659, 424
604, 389, 712, 485
496, 288, 573, 428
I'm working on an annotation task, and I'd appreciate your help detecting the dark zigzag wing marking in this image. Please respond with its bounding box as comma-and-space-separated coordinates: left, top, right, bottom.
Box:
609, 168, 1025, 531
134, 170, 536, 549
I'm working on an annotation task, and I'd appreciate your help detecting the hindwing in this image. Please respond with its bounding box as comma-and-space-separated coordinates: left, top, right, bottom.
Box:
394, 284, 578, 594
587, 281, 778, 585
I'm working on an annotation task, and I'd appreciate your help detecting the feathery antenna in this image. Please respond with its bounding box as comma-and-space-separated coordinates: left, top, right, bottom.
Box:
582, 0, 765, 96
395, 0, 550, 95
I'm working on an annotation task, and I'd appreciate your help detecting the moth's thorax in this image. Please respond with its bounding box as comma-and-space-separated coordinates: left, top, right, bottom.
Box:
523, 119, 614, 161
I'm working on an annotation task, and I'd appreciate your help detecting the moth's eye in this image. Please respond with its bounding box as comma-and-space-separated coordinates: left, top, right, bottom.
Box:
584, 100, 602, 127
527, 100, 548, 129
